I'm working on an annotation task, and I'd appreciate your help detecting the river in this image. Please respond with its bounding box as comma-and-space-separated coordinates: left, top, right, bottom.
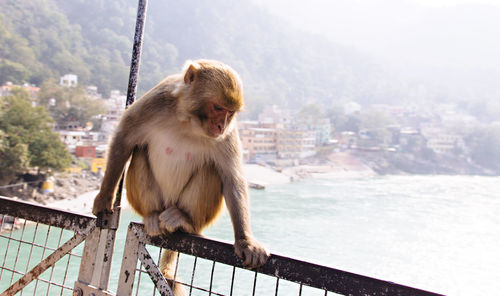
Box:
1, 175, 499, 295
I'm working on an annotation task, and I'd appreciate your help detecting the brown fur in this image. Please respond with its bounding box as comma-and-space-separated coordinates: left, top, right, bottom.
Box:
93, 59, 269, 295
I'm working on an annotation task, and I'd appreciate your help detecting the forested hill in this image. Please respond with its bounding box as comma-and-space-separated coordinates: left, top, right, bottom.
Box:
1, 0, 403, 115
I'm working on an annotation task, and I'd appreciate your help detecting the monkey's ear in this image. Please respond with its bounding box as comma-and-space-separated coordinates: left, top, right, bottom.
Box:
184, 62, 200, 85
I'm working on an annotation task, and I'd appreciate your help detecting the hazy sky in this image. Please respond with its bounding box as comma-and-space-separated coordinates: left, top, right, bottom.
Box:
251, 0, 500, 66
412, 0, 500, 6
251, 0, 500, 90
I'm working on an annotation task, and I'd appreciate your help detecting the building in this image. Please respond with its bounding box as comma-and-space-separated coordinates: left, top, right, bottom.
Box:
58, 130, 108, 156
239, 105, 327, 164
239, 124, 277, 162
238, 120, 318, 164
60, 74, 78, 87
276, 129, 315, 160
0, 82, 40, 99
296, 117, 331, 146
86, 85, 102, 98
422, 128, 465, 155
75, 146, 97, 158
397, 128, 426, 152
110, 90, 122, 99
101, 93, 126, 135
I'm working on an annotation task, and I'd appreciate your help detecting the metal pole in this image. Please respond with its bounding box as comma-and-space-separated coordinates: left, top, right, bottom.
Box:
125, 0, 148, 108
113, 0, 148, 211
103, 0, 149, 288
76, 1, 149, 294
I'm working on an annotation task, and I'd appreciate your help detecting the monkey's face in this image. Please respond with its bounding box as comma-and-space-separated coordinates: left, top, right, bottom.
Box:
182, 60, 244, 139
203, 99, 236, 138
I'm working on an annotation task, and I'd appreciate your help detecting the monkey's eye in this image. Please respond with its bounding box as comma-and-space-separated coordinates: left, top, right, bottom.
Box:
213, 104, 224, 112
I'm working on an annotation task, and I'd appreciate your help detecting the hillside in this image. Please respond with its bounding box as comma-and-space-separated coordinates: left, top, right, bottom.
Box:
4, 0, 496, 120
0, 0, 403, 116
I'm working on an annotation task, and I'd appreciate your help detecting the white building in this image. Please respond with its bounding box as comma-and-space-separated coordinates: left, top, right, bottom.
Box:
60, 74, 78, 87
422, 128, 465, 155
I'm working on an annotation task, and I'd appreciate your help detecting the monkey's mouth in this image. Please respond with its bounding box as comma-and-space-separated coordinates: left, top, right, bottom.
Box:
206, 126, 224, 138
206, 120, 226, 138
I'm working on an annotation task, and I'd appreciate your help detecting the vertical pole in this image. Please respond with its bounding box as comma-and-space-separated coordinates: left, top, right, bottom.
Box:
125, 0, 148, 108
74, 1, 149, 295
101, 0, 149, 291
114, 0, 149, 210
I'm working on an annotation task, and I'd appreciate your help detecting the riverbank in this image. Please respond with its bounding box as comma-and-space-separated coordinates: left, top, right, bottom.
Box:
0, 171, 101, 209
0, 164, 294, 214
4, 150, 494, 215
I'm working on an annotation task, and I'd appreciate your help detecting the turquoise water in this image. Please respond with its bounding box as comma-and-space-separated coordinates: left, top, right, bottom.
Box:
1, 175, 499, 295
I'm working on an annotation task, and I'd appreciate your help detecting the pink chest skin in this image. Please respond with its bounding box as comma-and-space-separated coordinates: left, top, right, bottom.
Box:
165, 147, 192, 162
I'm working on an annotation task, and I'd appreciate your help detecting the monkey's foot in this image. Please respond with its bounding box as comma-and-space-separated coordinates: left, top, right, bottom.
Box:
143, 212, 163, 236
159, 207, 195, 234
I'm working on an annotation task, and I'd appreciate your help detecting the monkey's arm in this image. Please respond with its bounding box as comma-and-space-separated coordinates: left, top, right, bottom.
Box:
217, 135, 270, 268
221, 168, 269, 268
92, 110, 141, 215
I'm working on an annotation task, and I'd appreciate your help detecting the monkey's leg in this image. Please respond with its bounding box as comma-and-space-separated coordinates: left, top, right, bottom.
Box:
158, 164, 222, 235
158, 165, 224, 295
126, 147, 165, 236
159, 250, 186, 296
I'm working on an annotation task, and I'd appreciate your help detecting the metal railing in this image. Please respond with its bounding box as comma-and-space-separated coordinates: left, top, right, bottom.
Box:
0, 195, 444, 296
0, 196, 94, 296
120, 222, 444, 296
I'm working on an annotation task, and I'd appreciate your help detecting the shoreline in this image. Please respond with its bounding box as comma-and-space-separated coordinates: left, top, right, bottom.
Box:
5, 155, 496, 216
48, 164, 294, 214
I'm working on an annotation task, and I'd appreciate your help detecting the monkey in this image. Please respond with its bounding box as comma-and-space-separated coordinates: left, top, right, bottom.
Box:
92, 59, 269, 295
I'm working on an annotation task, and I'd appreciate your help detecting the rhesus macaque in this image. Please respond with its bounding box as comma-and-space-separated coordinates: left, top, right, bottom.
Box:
92, 59, 269, 295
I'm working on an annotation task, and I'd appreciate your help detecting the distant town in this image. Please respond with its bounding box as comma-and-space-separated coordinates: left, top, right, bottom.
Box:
2, 73, 498, 177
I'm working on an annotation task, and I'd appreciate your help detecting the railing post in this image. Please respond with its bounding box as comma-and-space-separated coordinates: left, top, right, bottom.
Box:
116, 224, 140, 296
73, 0, 148, 295
116, 223, 174, 296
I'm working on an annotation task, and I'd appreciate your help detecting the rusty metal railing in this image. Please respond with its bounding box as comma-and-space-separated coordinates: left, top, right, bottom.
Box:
0, 196, 95, 296
119, 222, 444, 296
1, 195, 444, 296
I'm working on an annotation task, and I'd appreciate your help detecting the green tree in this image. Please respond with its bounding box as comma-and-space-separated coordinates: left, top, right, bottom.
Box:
0, 88, 71, 183
0, 60, 30, 85
358, 110, 393, 146
38, 81, 107, 128
0, 130, 29, 183
297, 103, 325, 120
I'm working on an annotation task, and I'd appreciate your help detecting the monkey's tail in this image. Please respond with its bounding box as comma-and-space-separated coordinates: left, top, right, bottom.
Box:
159, 249, 187, 296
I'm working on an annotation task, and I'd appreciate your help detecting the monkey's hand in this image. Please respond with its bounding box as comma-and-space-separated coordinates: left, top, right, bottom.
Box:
234, 237, 270, 269
92, 192, 113, 216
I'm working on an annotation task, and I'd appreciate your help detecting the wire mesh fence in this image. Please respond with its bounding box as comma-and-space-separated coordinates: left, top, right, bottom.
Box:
123, 222, 443, 296
0, 196, 95, 296
0, 216, 84, 295
131, 244, 333, 296
1, 196, 444, 296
